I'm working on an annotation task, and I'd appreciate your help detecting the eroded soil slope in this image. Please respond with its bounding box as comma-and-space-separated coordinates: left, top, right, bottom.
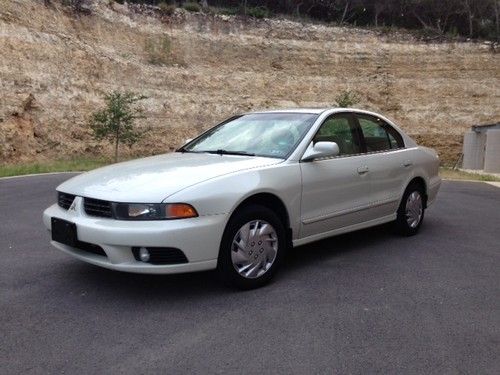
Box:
1, 0, 499, 164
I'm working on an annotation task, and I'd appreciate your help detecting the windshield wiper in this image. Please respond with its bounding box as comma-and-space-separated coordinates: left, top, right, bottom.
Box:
176, 147, 201, 153
205, 149, 256, 156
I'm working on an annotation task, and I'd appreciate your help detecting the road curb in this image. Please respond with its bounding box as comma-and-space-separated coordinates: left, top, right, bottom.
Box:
441, 178, 500, 185
0, 171, 82, 180
485, 181, 500, 188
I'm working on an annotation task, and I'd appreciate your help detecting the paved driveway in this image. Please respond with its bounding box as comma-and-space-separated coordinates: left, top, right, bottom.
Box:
1, 174, 499, 374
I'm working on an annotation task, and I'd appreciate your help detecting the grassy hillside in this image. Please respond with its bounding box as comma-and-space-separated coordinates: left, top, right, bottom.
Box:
1, 0, 499, 165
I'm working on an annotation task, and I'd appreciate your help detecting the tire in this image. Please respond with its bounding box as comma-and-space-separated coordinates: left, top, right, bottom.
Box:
217, 204, 287, 289
395, 182, 426, 236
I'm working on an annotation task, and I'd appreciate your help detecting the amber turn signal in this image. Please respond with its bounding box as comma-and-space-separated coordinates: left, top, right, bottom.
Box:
166, 203, 198, 219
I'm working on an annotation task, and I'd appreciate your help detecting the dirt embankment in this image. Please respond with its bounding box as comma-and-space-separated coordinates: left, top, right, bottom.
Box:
1, 0, 499, 165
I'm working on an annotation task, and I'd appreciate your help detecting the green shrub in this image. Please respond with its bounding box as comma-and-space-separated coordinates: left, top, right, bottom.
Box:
144, 35, 172, 65
158, 1, 176, 16
211, 7, 239, 16
335, 90, 360, 107
413, 27, 442, 40
246, 6, 271, 19
378, 25, 393, 35
183, 2, 201, 13
446, 26, 459, 38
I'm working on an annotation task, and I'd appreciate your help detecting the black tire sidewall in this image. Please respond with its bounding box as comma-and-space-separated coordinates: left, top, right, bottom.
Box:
217, 205, 286, 289
396, 183, 425, 236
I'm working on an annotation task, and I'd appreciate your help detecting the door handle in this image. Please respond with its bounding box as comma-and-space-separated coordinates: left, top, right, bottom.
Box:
402, 160, 413, 167
357, 166, 369, 174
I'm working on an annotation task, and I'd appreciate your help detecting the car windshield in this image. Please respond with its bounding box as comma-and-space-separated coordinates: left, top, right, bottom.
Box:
181, 113, 319, 159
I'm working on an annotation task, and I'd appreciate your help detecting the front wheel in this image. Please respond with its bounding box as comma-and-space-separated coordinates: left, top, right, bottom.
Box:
395, 183, 425, 236
217, 205, 286, 289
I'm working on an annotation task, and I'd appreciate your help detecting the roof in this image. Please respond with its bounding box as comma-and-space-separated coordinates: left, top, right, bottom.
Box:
471, 123, 500, 132
249, 108, 331, 115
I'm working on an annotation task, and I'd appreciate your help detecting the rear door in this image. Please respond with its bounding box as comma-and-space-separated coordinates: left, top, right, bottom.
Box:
355, 114, 412, 219
299, 113, 372, 238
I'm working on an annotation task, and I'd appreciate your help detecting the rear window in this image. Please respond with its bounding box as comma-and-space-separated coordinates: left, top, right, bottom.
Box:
357, 115, 404, 152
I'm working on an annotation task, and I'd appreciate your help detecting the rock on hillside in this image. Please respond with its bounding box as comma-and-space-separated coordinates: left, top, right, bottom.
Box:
1, 0, 499, 164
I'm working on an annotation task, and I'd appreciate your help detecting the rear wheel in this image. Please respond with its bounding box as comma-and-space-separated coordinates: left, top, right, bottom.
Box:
217, 205, 286, 289
395, 183, 425, 236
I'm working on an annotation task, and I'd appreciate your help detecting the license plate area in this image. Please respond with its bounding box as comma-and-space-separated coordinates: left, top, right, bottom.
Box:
51, 218, 77, 247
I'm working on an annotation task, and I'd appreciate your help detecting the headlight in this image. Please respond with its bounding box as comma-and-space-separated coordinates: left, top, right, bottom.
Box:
114, 203, 198, 220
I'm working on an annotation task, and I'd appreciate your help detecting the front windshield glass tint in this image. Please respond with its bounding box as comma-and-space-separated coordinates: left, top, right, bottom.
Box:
184, 113, 318, 158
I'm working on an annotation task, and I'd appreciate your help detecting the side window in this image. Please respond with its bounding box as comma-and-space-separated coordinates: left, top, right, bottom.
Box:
385, 124, 405, 149
313, 115, 361, 156
358, 115, 404, 152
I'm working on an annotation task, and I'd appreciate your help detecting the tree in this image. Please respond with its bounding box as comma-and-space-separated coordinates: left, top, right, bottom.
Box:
463, 0, 474, 37
339, 0, 351, 24
494, 0, 500, 40
126, 0, 498, 39
374, 1, 387, 27
459, 0, 493, 38
89, 91, 147, 162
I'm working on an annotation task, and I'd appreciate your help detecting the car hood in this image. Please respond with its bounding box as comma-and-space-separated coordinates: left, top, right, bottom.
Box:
57, 152, 282, 203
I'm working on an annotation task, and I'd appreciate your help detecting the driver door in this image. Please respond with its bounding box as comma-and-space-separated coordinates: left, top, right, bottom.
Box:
299, 113, 371, 238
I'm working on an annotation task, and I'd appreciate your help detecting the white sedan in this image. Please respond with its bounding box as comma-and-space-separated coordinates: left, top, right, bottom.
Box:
43, 108, 441, 289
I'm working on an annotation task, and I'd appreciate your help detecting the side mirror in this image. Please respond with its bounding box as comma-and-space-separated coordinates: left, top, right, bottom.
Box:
302, 141, 339, 162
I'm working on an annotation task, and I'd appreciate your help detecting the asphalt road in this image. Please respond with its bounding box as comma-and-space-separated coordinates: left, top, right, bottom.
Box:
1, 174, 499, 374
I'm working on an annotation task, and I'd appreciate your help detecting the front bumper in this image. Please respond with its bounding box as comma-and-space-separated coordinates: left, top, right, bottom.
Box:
43, 198, 227, 274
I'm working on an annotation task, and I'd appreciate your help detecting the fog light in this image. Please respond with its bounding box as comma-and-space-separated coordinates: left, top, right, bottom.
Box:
139, 247, 150, 262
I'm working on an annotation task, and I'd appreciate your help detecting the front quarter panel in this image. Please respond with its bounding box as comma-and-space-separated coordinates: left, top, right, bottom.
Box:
164, 162, 303, 239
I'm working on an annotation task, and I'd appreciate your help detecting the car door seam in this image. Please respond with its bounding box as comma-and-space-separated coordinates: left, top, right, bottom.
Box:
302, 196, 399, 225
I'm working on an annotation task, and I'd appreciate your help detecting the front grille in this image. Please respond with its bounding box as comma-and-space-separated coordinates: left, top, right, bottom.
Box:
58, 192, 76, 210
84, 198, 113, 218
132, 247, 189, 265
75, 240, 107, 257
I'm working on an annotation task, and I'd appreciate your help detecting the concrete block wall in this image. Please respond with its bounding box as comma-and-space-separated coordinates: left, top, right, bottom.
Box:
484, 129, 500, 173
462, 131, 486, 170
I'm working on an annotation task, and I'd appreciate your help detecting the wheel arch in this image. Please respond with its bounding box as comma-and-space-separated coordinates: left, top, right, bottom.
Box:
406, 176, 428, 208
230, 192, 292, 245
